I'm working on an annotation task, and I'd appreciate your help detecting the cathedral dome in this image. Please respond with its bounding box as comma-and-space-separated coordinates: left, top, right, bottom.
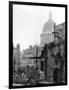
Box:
42, 11, 54, 33
40, 11, 55, 45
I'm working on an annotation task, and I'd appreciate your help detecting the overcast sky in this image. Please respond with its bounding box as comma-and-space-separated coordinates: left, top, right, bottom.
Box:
13, 4, 65, 51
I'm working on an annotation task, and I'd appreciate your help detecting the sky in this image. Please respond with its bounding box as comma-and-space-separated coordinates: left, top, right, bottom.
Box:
13, 4, 65, 51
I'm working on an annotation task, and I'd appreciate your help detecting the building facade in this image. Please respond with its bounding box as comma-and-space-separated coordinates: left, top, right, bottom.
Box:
40, 22, 65, 82
13, 44, 20, 71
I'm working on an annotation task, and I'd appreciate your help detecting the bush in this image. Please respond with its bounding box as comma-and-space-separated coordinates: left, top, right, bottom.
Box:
13, 66, 40, 85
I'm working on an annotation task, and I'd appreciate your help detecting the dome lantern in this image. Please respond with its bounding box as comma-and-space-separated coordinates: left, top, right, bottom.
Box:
49, 10, 52, 20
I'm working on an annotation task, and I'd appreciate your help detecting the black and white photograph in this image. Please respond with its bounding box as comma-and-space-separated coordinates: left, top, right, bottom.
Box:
9, 1, 67, 89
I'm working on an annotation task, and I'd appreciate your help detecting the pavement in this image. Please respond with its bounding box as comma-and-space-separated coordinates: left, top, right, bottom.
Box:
38, 80, 54, 84
13, 83, 24, 86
